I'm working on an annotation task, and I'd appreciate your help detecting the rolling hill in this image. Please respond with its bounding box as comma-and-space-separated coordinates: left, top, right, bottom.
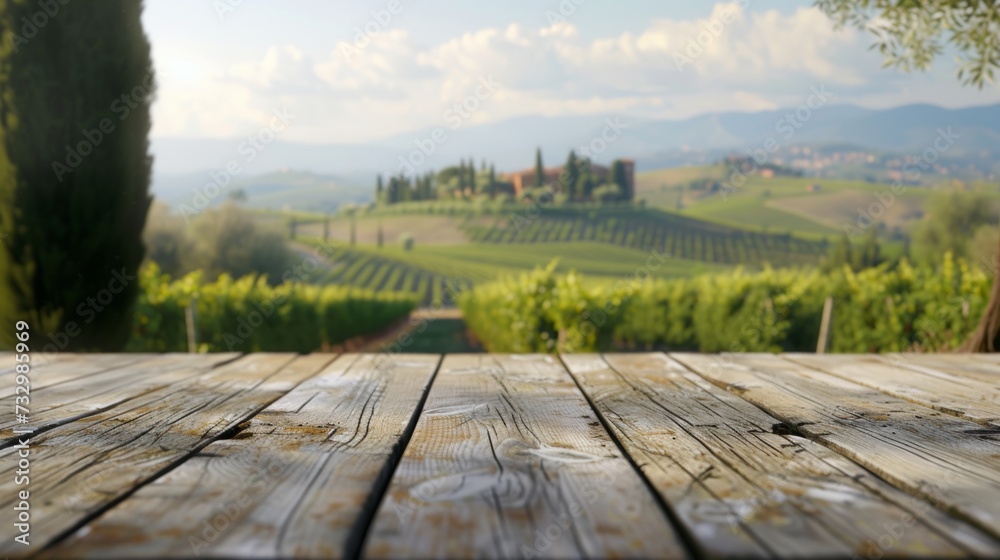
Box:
306, 241, 725, 307
151, 103, 1000, 183
288, 203, 829, 306
153, 169, 371, 212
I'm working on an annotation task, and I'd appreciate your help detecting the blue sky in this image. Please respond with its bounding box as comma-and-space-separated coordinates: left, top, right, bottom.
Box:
143, 0, 999, 144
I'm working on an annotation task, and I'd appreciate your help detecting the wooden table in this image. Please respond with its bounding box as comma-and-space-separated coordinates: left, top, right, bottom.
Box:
3, 352, 999, 558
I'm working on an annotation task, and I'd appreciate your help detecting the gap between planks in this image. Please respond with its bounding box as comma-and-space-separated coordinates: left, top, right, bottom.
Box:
362, 354, 689, 560
562, 353, 999, 559
783, 354, 1000, 428
45, 354, 440, 559
0, 353, 241, 450
19, 352, 1000, 559
675, 352, 1000, 547
2, 353, 335, 557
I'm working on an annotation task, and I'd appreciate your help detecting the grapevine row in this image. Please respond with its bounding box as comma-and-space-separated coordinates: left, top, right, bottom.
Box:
463, 214, 826, 266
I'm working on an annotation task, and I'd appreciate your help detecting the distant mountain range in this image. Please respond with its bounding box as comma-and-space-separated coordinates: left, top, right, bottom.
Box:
152, 102, 1000, 208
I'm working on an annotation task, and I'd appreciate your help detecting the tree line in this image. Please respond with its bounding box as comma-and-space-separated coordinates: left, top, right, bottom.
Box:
375, 158, 514, 205
528, 148, 634, 204
374, 149, 635, 206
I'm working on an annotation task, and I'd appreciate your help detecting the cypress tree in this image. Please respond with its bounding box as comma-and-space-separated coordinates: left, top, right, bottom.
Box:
375, 175, 384, 204
534, 148, 545, 188
488, 164, 496, 198
0, 1, 155, 350
580, 171, 595, 201
563, 151, 579, 200
861, 228, 882, 268
576, 158, 595, 200
399, 175, 411, 202
828, 233, 854, 271
387, 176, 399, 204
610, 160, 627, 201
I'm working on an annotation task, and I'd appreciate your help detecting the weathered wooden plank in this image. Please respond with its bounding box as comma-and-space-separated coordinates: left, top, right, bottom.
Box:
48, 353, 439, 559
888, 353, 1000, 385
0, 351, 78, 375
675, 353, 1000, 546
0, 352, 11, 376
565, 353, 999, 558
364, 354, 688, 560
0, 353, 240, 447
0, 353, 156, 389
786, 354, 1000, 428
967, 353, 1000, 367
0, 353, 326, 556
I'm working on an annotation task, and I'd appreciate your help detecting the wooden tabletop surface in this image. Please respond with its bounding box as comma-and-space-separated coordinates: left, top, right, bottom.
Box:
3, 352, 999, 558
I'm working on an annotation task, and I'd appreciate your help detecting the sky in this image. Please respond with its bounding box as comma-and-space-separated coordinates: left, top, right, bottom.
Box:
142, 0, 1000, 145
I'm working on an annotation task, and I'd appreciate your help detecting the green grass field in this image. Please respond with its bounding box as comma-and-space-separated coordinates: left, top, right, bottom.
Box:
635, 165, 727, 191
680, 193, 840, 236
305, 240, 725, 306
465, 208, 827, 265
388, 242, 724, 280
635, 170, 963, 238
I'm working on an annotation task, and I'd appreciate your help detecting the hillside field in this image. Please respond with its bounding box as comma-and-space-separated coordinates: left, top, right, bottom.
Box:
264, 199, 836, 308
246, 167, 995, 309
635, 168, 1000, 238
303, 241, 725, 306
464, 208, 826, 265
296, 215, 480, 245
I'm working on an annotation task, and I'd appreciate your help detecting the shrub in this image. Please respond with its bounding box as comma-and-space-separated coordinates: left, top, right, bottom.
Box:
128, 264, 417, 352
400, 233, 415, 251
460, 255, 987, 353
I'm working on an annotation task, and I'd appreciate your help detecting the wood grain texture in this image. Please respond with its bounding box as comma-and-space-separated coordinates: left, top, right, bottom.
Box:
1, 351, 83, 375
363, 354, 688, 560
48, 353, 439, 559
0, 353, 157, 393
967, 353, 1000, 368
786, 354, 1000, 428
887, 353, 1000, 385
0, 353, 325, 556
0, 353, 239, 447
675, 352, 1000, 547
564, 353, 999, 558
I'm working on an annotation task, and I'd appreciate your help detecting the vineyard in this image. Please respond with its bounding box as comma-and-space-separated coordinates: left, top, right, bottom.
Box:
460, 255, 989, 354
285, 206, 840, 310
312, 245, 474, 307
462, 208, 827, 266
304, 241, 723, 307
127, 264, 418, 352
266, 204, 831, 268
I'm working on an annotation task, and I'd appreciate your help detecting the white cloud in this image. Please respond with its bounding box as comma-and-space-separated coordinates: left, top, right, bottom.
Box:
148, 3, 995, 144
571, 3, 866, 93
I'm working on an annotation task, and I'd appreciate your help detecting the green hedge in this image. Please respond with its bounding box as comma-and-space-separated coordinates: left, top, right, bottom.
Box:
460, 256, 989, 353
128, 265, 417, 352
